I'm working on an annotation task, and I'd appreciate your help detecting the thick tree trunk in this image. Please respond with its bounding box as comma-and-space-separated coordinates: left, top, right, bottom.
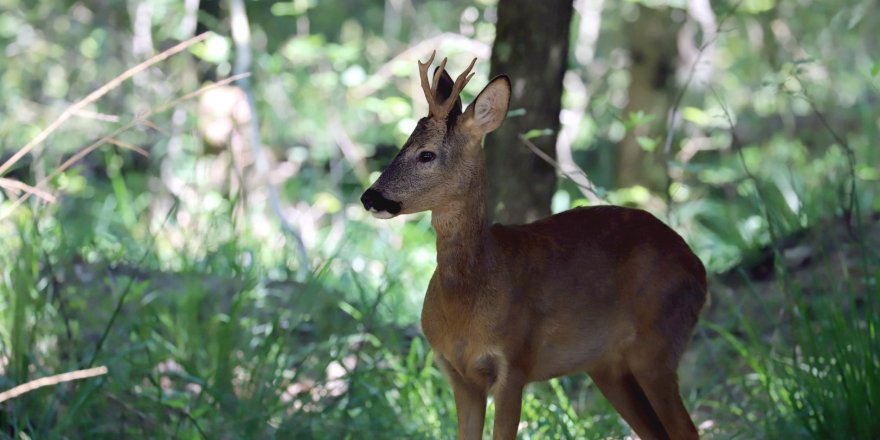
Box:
485, 0, 573, 224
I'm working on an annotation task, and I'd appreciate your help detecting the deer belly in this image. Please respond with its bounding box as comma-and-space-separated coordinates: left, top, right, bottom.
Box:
528, 320, 636, 381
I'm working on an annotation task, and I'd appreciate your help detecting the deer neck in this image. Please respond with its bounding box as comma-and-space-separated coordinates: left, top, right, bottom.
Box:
430, 157, 493, 285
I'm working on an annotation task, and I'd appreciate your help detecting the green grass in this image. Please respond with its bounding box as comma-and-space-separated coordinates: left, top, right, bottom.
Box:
721, 260, 879, 439
701, 187, 880, 439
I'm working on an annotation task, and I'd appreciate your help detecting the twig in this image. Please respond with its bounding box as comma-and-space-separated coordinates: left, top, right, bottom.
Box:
518, 134, 604, 204
713, 88, 801, 350
73, 109, 121, 123
329, 114, 369, 182
768, 24, 861, 237
712, 88, 783, 250
0, 366, 108, 404
106, 138, 150, 157
137, 118, 167, 136
794, 80, 859, 237
86, 200, 179, 368
0, 33, 208, 177
230, 0, 309, 271
661, 1, 742, 213
33, 219, 75, 352
0, 177, 56, 203
0, 74, 250, 221
341, 269, 387, 416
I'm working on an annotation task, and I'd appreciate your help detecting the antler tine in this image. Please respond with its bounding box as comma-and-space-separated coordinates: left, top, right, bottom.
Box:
418, 51, 437, 112
445, 57, 477, 110
418, 53, 478, 117
431, 57, 448, 97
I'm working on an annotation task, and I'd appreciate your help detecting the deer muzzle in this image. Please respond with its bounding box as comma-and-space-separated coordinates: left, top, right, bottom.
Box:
361, 188, 402, 219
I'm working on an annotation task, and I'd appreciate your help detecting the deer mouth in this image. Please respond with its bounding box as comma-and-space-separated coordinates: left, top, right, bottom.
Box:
360, 188, 402, 219
370, 209, 396, 219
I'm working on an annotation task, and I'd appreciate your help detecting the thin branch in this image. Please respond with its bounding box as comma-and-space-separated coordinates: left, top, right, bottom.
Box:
767, 23, 861, 236
712, 88, 780, 248
0, 366, 108, 404
0, 177, 56, 203
795, 81, 859, 236
137, 118, 167, 136
35, 223, 75, 349
229, 0, 309, 271
86, 200, 179, 368
328, 114, 369, 182
73, 109, 121, 123
518, 134, 604, 204
106, 138, 150, 157
661, 1, 743, 212
713, 87, 799, 305
0, 33, 208, 177
810, 100, 857, 231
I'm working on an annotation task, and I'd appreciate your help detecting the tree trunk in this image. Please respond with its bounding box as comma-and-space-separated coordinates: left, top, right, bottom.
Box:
617, 5, 680, 190
485, 0, 573, 224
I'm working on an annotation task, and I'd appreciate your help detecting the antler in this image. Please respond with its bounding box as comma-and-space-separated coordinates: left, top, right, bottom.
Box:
418, 51, 477, 118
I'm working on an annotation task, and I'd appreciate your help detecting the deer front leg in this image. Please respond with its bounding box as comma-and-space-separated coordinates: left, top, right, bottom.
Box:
491, 371, 525, 440
452, 376, 488, 439
439, 358, 488, 439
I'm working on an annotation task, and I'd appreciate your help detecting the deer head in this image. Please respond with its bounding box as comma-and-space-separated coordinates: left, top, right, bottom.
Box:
361, 52, 511, 219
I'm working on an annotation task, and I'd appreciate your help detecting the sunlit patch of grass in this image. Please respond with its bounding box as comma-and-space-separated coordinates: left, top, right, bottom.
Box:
709, 238, 879, 439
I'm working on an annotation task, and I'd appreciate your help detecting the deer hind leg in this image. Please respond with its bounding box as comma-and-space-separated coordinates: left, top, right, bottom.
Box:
629, 364, 699, 440
626, 331, 700, 439
627, 290, 703, 440
589, 367, 670, 440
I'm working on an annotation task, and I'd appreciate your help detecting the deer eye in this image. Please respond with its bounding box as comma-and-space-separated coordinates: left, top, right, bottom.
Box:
418, 151, 436, 163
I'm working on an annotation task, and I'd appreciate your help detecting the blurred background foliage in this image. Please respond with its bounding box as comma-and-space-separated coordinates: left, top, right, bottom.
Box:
0, 0, 878, 438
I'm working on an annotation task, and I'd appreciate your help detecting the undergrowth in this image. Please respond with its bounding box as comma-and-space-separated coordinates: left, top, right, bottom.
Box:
1, 20, 878, 440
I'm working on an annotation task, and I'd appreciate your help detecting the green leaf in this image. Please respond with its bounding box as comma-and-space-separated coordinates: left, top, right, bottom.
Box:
523, 128, 554, 139
338, 300, 362, 322
636, 136, 658, 152
190, 32, 231, 63
741, 0, 775, 14
315, 191, 342, 214
624, 111, 656, 131
682, 106, 710, 126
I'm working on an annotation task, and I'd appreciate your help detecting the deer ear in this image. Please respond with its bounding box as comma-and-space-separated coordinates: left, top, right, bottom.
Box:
433, 67, 463, 118
462, 75, 511, 136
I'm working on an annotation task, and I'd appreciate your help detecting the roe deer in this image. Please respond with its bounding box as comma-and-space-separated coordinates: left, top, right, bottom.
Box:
361, 52, 707, 440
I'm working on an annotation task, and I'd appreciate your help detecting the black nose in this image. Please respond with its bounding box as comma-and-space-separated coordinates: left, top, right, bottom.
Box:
360, 189, 378, 210
361, 188, 402, 214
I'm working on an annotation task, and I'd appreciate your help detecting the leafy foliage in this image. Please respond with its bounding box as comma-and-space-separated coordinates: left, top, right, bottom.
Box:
0, 0, 878, 438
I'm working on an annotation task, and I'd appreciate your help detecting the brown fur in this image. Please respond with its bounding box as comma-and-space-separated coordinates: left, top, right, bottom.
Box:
364, 57, 707, 440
